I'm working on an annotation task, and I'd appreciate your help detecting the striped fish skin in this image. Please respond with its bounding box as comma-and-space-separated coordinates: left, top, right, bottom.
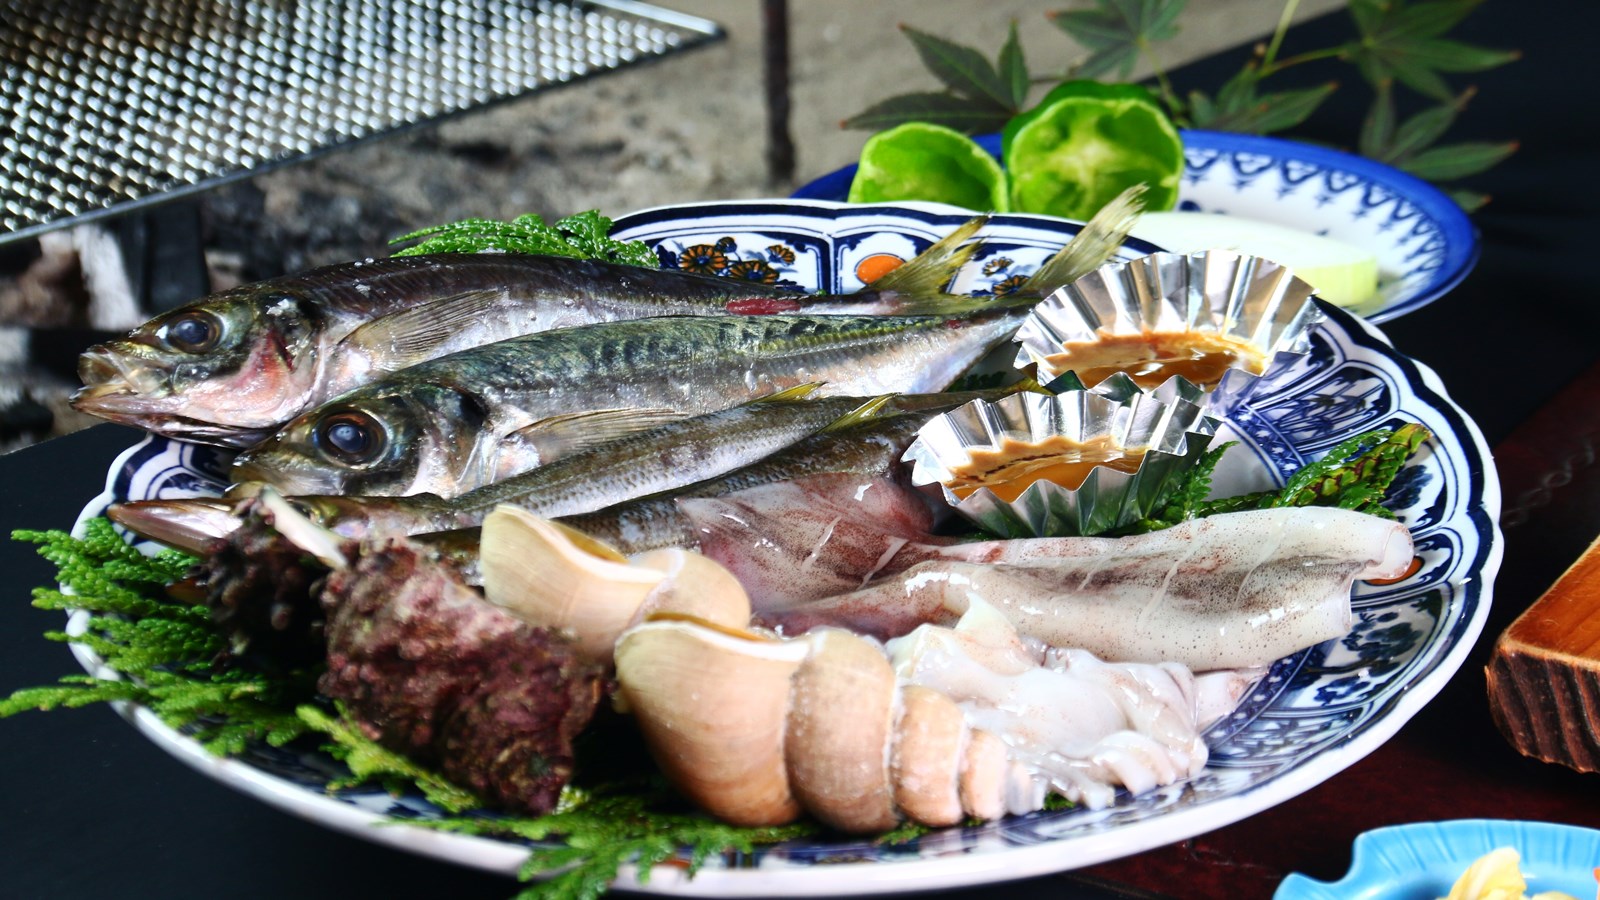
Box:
69, 253, 935, 449
231, 308, 1033, 499
559, 404, 971, 557
289, 390, 875, 539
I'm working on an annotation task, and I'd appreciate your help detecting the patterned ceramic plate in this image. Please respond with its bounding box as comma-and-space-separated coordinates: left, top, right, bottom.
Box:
1275, 820, 1600, 900
791, 130, 1479, 324
69, 202, 1500, 896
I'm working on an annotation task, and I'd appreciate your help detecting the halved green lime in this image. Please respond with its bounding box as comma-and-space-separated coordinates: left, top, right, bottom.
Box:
1003, 81, 1183, 220
848, 122, 1009, 212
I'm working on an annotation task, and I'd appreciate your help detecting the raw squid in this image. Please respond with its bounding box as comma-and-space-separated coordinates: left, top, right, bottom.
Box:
680, 475, 1414, 670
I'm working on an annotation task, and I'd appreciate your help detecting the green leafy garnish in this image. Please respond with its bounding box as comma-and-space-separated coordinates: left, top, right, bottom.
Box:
1197, 423, 1431, 518
411, 780, 818, 900
1, 520, 315, 755
845, 0, 1518, 209
391, 211, 659, 267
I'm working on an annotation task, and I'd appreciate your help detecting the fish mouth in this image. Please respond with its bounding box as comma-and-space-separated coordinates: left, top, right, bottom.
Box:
72, 347, 169, 414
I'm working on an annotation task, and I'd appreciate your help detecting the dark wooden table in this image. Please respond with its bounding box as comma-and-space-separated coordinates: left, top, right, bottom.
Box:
4, 2, 1598, 898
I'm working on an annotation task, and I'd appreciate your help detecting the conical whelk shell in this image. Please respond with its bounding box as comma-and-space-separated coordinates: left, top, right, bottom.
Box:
892, 686, 966, 827
614, 617, 809, 827
786, 629, 900, 833
481, 506, 751, 662
613, 616, 1048, 833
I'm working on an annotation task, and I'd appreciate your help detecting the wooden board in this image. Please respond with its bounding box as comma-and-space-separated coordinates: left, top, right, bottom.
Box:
1488, 529, 1600, 770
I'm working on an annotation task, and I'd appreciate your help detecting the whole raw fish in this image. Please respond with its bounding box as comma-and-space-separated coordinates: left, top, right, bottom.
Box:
70, 224, 984, 448
231, 303, 1036, 498
114, 384, 890, 544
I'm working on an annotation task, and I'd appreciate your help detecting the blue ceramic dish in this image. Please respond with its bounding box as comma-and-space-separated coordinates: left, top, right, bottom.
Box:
792, 130, 1479, 324
1277, 819, 1600, 900
66, 203, 1501, 896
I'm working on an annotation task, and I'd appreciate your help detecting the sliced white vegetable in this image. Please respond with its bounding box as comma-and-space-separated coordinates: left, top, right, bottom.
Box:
1130, 211, 1380, 309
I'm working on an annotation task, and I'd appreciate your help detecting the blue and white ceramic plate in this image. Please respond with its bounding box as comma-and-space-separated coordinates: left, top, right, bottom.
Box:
1276, 820, 1600, 900
70, 202, 1500, 895
791, 130, 1479, 324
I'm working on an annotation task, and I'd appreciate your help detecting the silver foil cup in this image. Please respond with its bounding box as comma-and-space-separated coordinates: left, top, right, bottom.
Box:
903, 374, 1221, 538
1012, 250, 1325, 413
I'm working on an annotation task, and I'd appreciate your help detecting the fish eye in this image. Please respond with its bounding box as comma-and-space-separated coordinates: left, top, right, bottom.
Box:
314, 410, 385, 465
162, 311, 221, 353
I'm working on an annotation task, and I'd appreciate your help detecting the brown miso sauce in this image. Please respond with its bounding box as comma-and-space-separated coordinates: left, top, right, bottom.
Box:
1043, 331, 1266, 389
945, 434, 1148, 502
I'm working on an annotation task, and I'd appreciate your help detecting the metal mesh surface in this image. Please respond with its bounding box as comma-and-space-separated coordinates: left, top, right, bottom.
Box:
0, 0, 721, 242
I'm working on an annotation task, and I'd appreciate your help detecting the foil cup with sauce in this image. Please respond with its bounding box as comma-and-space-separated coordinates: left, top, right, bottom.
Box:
1012, 250, 1325, 414
902, 373, 1221, 538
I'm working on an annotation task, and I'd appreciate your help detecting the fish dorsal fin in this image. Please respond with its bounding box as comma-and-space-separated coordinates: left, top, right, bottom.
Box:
504, 407, 690, 466
1022, 184, 1146, 295
820, 394, 898, 433
342, 288, 507, 368
867, 214, 989, 300
749, 382, 824, 404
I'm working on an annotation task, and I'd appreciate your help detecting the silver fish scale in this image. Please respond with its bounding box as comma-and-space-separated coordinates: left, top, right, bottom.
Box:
0, 0, 721, 242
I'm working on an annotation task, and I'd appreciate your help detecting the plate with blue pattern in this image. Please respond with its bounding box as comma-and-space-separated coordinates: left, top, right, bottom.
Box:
69, 202, 1500, 895
1276, 820, 1600, 900
791, 130, 1479, 324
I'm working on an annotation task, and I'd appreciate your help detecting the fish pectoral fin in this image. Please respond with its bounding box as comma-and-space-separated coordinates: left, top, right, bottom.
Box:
505, 407, 690, 463
342, 288, 508, 367
750, 381, 824, 404
819, 394, 897, 432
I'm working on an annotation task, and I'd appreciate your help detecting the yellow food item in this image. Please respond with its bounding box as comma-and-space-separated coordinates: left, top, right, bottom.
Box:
1439, 847, 1578, 900
1128, 211, 1380, 310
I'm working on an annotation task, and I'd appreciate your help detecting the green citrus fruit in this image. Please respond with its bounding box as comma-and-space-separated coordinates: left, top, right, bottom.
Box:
1002, 81, 1183, 219
848, 122, 1009, 212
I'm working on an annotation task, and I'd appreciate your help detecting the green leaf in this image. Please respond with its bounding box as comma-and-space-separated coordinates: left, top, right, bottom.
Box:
998, 22, 1031, 108
1347, 0, 1385, 34
1447, 188, 1490, 212
1342, 0, 1515, 102
1192, 81, 1336, 135
1384, 0, 1486, 39
1048, 0, 1187, 79
899, 26, 1017, 109
1242, 83, 1339, 134
841, 92, 1013, 134
1387, 53, 1455, 100
1359, 81, 1396, 159
1399, 140, 1518, 180
1384, 94, 1465, 161
1404, 37, 1520, 73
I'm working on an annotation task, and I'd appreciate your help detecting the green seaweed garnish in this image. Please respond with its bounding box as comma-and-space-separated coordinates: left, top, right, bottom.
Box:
1197, 423, 1430, 519
412, 779, 818, 900
390, 211, 659, 268
1, 519, 315, 755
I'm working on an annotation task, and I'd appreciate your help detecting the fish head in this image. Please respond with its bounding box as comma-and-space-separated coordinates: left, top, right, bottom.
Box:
231, 383, 493, 498
72, 286, 328, 446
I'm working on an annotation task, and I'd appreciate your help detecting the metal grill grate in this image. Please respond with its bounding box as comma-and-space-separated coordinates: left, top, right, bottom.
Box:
0, 0, 721, 242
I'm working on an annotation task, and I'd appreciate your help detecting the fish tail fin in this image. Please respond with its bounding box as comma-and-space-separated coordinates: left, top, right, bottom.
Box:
820, 394, 899, 433
866, 214, 989, 301
1023, 185, 1147, 295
